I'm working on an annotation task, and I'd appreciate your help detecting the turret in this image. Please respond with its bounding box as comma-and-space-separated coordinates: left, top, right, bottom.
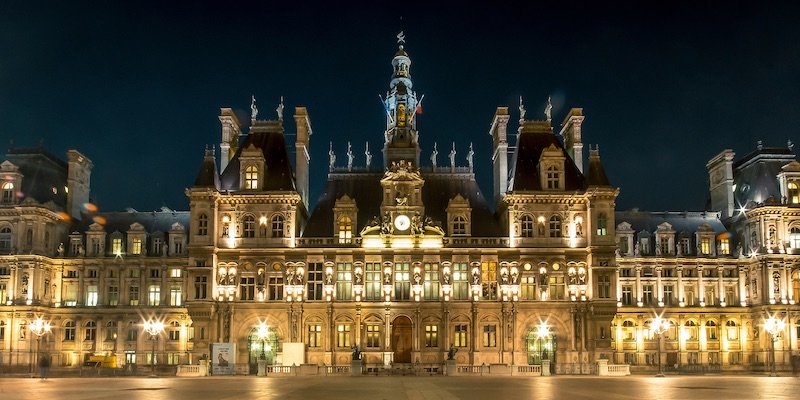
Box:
383, 31, 421, 168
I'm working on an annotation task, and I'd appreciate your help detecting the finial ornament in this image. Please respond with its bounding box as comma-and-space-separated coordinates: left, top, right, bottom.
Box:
544, 96, 552, 123
397, 31, 405, 45
251, 95, 258, 123
328, 142, 336, 172
431, 142, 438, 169
347, 141, 354, 171
467, 142, 474, 171
449, 142, 456, 170
365, 142, 372, 168
276, 96, 284, 121
518, 96, 526, 123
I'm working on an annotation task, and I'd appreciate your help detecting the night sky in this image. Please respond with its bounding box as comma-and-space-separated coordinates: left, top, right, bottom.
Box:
1, 2, 799, 214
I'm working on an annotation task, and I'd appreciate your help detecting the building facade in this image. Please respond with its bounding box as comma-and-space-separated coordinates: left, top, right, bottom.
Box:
1, 37, 798, 375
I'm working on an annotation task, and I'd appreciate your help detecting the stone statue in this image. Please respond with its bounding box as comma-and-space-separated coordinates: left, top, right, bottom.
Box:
467, 143, 474, 171
447, 346, 458, 360
57, 242, 64, 257
518, 96, 526, 122
365, 142, 372, 168
501, 269, 509, 284
276, 96, 284, 121
352, 345, 362, 360
544, 96, 552, 123
381, 212, 392, 234
250, 95, 258, 122
354, 268, 363, 285
575, 220, 583, 237
346, 141, 354, 171
449, 143, 456, 170
431, 142, 438, 169
472, 268, 480, 285
510, 268, 519, 284
328, 142, 336, 171
411, 212, 421, 234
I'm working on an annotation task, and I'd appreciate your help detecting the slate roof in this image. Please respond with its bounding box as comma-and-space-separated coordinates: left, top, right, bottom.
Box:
4, 148, 69, 209
71, 208, 190, 234
508, 121, 587, 191
587, 149, 611, 187
303, 171, 502, 238
615, 210, 727, 235
193, 150, 219, 189
218, 121, 296, 192
731, 147, 795, 207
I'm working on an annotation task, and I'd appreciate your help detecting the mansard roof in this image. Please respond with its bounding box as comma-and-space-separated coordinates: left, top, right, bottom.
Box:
586, 149, 611, 187
71, 208, 190, 235
508, 121, 587, 191
303, 171, 502, 238
615, 210, 727, 236
732, 146, 796, 207
218, 121, 296, 192
193, 150, 219, 189
4, 148, 69, 208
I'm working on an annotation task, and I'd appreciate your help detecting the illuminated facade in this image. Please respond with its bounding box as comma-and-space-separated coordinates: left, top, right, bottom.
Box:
1, 36, 797, 375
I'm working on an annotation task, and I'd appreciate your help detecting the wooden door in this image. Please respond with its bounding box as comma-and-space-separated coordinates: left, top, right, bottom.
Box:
392, 316, 412, 363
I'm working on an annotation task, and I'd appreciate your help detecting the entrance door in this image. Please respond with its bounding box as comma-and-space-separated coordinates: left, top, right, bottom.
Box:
391, 316, 412, 363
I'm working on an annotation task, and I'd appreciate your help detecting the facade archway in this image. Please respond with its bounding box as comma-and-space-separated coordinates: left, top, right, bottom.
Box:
247, 326, 280, 374
391, 316, 412, 363
525, 326, 557, 374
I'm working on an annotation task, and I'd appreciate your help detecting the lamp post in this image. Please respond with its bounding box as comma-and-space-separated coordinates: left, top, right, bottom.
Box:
650, 316, 670, 377
143, 319, 165, 378
256, 322, 269, 376
28, 316, 51, 378
764, 314, 785, 377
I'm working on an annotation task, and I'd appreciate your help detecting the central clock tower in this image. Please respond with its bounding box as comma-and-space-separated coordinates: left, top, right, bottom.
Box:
382, 32, 421, 168
380, 160, 425, 235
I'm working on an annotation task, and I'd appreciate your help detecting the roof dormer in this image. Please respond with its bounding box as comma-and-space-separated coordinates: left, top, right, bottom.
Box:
539, 144, 566, 191
239, 143, 265, 191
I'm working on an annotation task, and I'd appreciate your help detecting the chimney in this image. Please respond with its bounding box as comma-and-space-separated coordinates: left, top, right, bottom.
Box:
66, 150, 93, 220
218, 108, 241, 173
706, 149, 735, 219
490, 107, 510, 203
559, 108, 585, 173
294, 107, 312, 209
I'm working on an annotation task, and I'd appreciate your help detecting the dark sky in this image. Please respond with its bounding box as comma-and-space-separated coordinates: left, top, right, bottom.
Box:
1, 1, 799, 213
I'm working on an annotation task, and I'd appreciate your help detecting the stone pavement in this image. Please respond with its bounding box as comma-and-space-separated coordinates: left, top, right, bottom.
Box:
1, 375, 798, 400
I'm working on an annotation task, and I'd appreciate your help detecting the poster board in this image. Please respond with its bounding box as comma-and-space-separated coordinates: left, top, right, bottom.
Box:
212, 343, 236, 375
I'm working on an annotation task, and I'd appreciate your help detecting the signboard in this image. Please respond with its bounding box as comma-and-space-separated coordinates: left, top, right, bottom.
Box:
212, 343, 236, 375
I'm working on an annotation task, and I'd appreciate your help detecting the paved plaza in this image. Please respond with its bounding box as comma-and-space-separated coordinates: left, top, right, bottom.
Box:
0, 375, 798, 400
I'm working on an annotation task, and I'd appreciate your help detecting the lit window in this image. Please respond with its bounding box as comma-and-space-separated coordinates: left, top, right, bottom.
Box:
546, 166, 559, 189
271, 215, 284, 238
481, 261, 497, 300
700, 238, 710, 255
596, 213, 607, 236
86, 285, 98, 306
425, 324, 438, 347
148, 285, 161, 306
0, 227, 11, 253
197, 214, 208, 236
245, 165, 258, 189
170, 268, 181, 278
622, 320, 635, 341
132, 238, 142, 255
454, 324, 468, 347
338, 215, 352, 244
1, 182, 14, 203
789, 182, 800, 204
482, 325, 497, 347
520, 215, 534, 237
169, 321, 180, 341
452, 216, 466, 235
336, 324, 351, 348
112, 238, 123, 255
308, 324, 322, 348
549, 215, 562, 238
726, 320, 737, 341
719, 238, 730, 254
84, 321, 96, 341
706, 321, 718, 341
64, 321, 76, 341
790, 227, 800, 249
170, 287, 182, 306
366, 325, 380, 348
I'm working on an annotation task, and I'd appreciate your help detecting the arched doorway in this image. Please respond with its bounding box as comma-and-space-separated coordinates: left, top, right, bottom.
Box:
247, 327, 279, 374
525, 326, 557, 374
392, 316, 412, 363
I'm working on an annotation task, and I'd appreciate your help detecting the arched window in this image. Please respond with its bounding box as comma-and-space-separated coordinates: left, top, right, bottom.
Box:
0, 227, 11, 253
452, 216, 467, 235
244, 165, 258, 190
706, 320, 718, 341
520, 215, 534, 237
725, 320, 738, 341
271, 215, 284, 238
622, 320, 636, 341
792, 270, 800, 303
789, 182, 800, 204
546, 166, 559, 189
243, 215, 256, 238
85, 321, 97, 341
105, 321, 117, 341
549, 215, 562, 238
596, 213, 608, 236
338, 215, 352, 244
789, 227, 800, 249
685, 321, 698, 340
2, 182, 14, 203
64, 321, 76, 341
197, 214, 208, 236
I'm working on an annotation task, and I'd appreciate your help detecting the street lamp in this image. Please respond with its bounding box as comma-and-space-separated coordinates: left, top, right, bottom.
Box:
143, 319, 165, 377
650, 316, 670, 377
763, 314, 785, 377
256, 322, 269, 360
28, 316, 51, 378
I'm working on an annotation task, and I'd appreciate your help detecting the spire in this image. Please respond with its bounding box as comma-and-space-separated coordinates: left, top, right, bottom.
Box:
193, 147, 220, 189
587, 145, 611, 187
383, 31, 421, 168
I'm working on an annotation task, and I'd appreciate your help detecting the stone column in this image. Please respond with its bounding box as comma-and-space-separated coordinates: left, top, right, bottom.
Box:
738, 266, 746, 306
635, 266, 642, 307
677, 266, 684, 306
656, 265, 663, 306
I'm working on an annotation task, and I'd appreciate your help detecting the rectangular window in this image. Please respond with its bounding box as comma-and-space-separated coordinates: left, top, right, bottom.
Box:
701, 238, 711, 255
597, 274, 611, 299
705, 287, 716, 306
150, 268, 161, 279
685, 289, 696, 306
622, 286, 632, 305
64, 324, 76, 341
687, 352, 699, 365
663, 285, 674, 305
425, 324, 438, 348
336, 263, 352, 301
127, 327, 138, 341
132, 238, 142, 255
148, 285, 160, 306
336, 324, 351, 348
394, 262, 410, 301
64, 285, 77, 306
0, 283, 8, 305
365, 262, 381, 301
520, 275, 536, 300
239, 277, 255, 301
167, 353, 180, 365
423, 262, 440, 301
129, 286, 139, 306
268, 277, 283, 301
306, 263, 323, 301
454, 324, 468, 347
366, 325, 380, 348
87, 269, 98, 279
308, 325, 321, 348
112, 238, 122, 255
66, 270, 79, 278
659, 237, 670, 255
643, 285, 654, 305
482, 325, 497, 347
719, 239, 729, 255
194, 276, 207, 300
725, 286, 736, 306
153, 238, 163, 256
481, 261, 497, 300
452, 262, 469, 300
170, 287, 182, 306
680, 238, 690, 255
729, 352, 741, 365
620, 268, 633, 278
91, 238, 101, 255
170, 268, 181, 278
548, 276, 565, 300
86, 285, 98, 307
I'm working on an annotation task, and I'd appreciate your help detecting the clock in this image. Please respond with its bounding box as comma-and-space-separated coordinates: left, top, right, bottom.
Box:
394, 214, 411, 231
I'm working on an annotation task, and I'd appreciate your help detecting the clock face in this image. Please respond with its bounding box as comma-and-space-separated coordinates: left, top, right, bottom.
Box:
394, 214, 411, 231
